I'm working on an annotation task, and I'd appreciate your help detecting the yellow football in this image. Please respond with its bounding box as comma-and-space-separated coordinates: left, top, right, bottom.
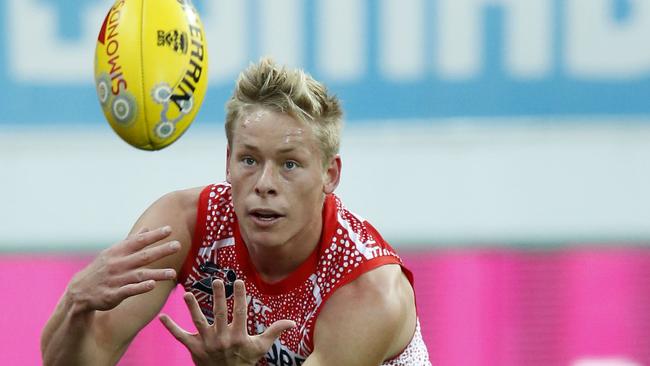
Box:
94, 0, 208, 150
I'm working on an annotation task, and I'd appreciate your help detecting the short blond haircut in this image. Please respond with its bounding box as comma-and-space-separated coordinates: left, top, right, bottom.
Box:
225, 58, 343, 164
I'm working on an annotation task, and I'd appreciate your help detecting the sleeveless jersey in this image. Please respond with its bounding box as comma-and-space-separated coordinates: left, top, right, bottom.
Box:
179, 183, 431, 365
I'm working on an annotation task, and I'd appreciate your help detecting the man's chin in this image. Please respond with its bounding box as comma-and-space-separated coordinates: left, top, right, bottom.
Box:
241, 225, 285, 248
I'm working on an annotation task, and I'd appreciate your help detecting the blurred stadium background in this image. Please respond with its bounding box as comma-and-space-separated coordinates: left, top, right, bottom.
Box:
2, 0, 650, 365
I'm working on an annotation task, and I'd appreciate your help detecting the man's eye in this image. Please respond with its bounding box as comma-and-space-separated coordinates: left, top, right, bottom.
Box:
242, 157, 256, 166
284, 161, 298, 170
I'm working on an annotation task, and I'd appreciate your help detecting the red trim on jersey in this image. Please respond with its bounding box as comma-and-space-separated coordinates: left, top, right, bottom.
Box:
354, 220, 420, 363
318, 193, 339, 257
179, 185, 210, 284
365, 220, 416, 289
231, 194, 337, 295
305, 255, 403, 352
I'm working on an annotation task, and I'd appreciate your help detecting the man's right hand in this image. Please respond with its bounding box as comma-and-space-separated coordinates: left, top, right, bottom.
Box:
42, 188, 199, 366
66, 226, 181, 313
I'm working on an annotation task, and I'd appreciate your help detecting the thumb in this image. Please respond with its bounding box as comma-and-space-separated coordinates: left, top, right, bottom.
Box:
260, 319, 296, 344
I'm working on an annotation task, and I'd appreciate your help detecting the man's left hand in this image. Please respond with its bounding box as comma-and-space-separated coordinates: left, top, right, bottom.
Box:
160, 279, 295, 366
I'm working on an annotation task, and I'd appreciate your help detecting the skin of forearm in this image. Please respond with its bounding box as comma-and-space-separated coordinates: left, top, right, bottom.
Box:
41, 291, 103, 366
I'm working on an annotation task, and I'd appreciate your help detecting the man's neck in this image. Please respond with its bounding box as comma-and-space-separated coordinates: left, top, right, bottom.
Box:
246, 217, 323, 284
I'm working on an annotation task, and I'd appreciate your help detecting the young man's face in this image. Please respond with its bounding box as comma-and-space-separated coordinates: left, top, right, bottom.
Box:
227, 107, 340, 250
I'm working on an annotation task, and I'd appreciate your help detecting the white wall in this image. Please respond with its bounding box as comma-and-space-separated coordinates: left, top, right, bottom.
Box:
2, 118, 650, 251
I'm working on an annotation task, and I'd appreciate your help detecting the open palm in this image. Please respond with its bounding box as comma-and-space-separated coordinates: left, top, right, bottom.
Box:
160, 279, 295, 366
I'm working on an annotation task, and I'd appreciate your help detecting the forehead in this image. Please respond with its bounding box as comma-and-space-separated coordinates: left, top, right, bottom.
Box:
232, 108, 316, 148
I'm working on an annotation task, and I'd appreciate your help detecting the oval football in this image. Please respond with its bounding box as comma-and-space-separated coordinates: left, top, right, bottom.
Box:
94, 0, 208, 151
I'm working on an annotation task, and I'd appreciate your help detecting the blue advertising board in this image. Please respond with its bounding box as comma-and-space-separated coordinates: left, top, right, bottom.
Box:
1, 0, 649, 125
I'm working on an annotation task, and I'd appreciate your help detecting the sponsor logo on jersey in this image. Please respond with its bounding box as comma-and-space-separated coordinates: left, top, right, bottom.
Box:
191, 261, 237, 298
266, 339, 306, 366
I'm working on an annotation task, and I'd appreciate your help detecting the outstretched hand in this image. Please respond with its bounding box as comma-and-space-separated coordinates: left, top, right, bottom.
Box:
67, 226, 180, 313
159, 279, 296, 366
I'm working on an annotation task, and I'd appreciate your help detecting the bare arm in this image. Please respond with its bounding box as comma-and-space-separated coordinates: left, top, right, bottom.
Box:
41, 188, 200, 366
303, 264, 417, 366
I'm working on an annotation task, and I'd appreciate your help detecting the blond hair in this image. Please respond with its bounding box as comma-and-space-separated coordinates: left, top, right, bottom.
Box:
225, 58, 343, 164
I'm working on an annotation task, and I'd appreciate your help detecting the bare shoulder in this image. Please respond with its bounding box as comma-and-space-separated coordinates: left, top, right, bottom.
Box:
330, 264, 415, 330
141, 187, 202, 230
308, 264, 416, 365
154, 186, 203, 213
342, 263, 410, 296
130, 186, 205, 270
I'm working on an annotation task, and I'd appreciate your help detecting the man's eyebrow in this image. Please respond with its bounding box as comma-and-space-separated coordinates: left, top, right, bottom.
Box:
241, 143, 260, 152
241, 144, 301, 154
277, 146, 298, 154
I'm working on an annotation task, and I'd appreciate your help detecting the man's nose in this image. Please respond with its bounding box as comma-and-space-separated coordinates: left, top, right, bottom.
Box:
254, 163, 277, 197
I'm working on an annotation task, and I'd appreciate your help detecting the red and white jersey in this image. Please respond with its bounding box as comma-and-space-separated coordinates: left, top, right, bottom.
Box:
179, 183, 431, 365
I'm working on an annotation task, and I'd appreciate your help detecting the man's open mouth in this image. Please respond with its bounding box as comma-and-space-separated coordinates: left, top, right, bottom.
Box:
250, 209, 284, 221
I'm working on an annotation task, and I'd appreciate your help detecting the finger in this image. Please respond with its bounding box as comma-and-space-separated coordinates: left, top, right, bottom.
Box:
113, 268, 176, 287
259, 319, 296, 345
122, 225, 173, 254
112, 280, 156, 302
231, 280, 248, 334
122, 240, 181, 269
136, 227, 149, 234
159, 314, 193, 345
183, 292, 209, 334
212, 279, 228, 331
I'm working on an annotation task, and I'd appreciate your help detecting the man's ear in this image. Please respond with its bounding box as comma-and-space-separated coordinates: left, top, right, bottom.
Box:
323, 155, 342, 194
226, 146, 232, 184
